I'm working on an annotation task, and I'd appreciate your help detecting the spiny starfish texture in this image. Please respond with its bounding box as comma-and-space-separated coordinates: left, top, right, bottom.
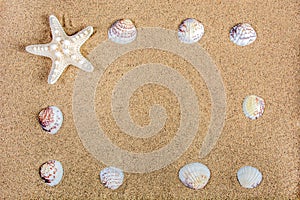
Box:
26, 15, 94, 84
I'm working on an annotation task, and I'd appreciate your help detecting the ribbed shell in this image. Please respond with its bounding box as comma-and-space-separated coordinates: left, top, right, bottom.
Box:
178, 18, 204, 44
100, 167, 124, 190
237, 166, 262, 188
242, 95, 265, 120
178, 162, 210, 190
38, 106, 63, 134
230, 23, 257, 46
40, 160, 64, 186
108, 19, 137, 44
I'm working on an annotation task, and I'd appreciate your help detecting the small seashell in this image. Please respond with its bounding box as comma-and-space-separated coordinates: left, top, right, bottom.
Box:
38, 106, 63, 134
100, 166, 124, 190
40, 160, 64, 186
230, 23, 257, 46
178, 162, 210, 190
178, 18, 204, 44
237, 166, 262, 188
242, 95, 265, 120
108, 19, 137, 44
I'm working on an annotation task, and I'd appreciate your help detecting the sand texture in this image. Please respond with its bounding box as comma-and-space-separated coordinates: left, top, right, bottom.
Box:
1, 0, 299, 199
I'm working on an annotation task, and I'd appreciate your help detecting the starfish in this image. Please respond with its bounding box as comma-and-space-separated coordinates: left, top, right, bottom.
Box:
26, 15, 94, 84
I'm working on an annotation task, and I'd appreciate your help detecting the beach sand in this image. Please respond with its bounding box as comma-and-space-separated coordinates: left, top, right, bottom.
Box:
1, 0, 299, 199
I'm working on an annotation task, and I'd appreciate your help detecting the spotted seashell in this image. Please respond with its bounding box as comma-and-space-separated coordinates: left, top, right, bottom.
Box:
100, 166, 124, 190
178, 18, 204, 44
38, 106, 63, 134
230, 23, 257, 46
178, 162, 210, 190
40, 160, 64, 186
108, 19, 137, 44
237, 166, 262, 188
242, 95, 265, 120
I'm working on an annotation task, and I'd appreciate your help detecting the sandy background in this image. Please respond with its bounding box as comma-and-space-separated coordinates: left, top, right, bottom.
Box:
1, 0, 299, 199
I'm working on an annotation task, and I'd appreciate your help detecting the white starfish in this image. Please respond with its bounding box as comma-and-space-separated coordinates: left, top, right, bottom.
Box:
26, 15, 94, 84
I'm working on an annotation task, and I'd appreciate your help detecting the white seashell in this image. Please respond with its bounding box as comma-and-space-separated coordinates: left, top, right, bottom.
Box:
108, 19, 137, 44
40, 160, 64, 186
178, 18, 204, 44
38, 106, 63, 134
230, 23, 257, 46
178, 162, 210, 190
237, 166, 262, 188
242, 95, 265, 120
100, 166, 124, 190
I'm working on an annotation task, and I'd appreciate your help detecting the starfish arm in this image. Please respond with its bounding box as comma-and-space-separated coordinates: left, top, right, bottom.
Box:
70, 26, 93, 48
25, 44, 52, 58
47, 60, 69, 84
71, 54, 94, 72
49, 15, 67, 39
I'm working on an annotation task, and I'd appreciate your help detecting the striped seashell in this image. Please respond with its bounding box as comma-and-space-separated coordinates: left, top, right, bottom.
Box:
38, 106, 63, 134
178, 162, 210, 190
100, 166, 124, 190
237, 166, 262, 188
40, 160, 64, 186
108, 19, 137, 44
230, 23, 257, 46
242, 95, 265, 120
178, 18, 204, 44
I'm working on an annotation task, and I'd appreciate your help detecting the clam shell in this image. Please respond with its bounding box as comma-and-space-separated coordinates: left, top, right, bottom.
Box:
230, 23, 257, 46
40, 160, 63, 186
178, 162, 210, 190
242, 95, 265, 120
38, 106, 63, 134
237, 166, 262, 188
108, 19, 137, 44
100, 166, 124, 190
178, 18, 204, 44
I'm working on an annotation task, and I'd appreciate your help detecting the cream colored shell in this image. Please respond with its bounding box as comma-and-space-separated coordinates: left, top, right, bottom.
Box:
242, 95, 265, 120
100, 166, 124, 190
38, 106, 63, 134
108, 19, 137, 44
40, 160, 64, 186
230, 23, 257, 46
178, 162, 210, 190
237, 166, 262, 188
178, 18, 204, 44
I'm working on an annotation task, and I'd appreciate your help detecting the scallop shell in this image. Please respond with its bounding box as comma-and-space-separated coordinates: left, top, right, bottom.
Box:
38, 106, 63, 134
100, 166, 124, 190
178, 18, 204, 44
230, 23, 257, 46
40, 160, 64, 186
242, 95, 265, 120
237, 166, 262, 188
108, 19, 137, 44
178, 162, 210, 190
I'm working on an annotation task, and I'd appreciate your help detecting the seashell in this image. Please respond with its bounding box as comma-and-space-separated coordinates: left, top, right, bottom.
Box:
237, 166, 262, 188
108, 19, 137, 44
178, 18, 204, 44
242, 95, 265, 120
230, 23, 257, 46
100, 166, 124, 190
178, 162, 210, 190
38, 106, 63, 134
40, 160, 64, 186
